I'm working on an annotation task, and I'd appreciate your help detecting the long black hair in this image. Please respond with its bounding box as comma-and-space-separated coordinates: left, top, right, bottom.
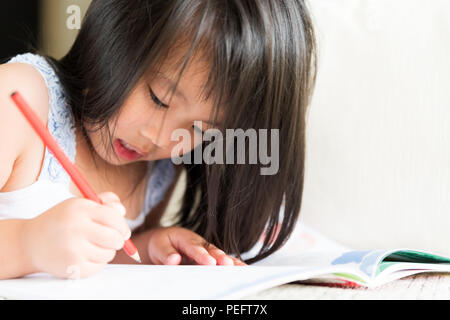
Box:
45, 0, 317, 263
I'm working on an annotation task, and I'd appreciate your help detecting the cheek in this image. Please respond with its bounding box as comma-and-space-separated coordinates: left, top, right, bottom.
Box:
115, 110, 144, 129
112, 108, 152, 138
168, 130, 204, 157
116, 88, 154, 128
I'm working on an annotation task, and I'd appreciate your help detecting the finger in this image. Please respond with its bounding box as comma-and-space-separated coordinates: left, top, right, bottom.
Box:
97, 191, 121, 205
84, 240, 117, 264
148, 246, 182, 265
172, 236, 217, 265
86, 222, 125, 250
97, 192, 127, 219
89, 204, 131, 240
106, 201, 127, 217
230, 256, 248, 266
64, 261, 106, 279
205, 246, 234, 266
184, 246, 216, 265
165, 253, 182, 265
148, 234, 182, 265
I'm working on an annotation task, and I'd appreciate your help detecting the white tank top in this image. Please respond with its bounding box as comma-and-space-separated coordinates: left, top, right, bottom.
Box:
0, 53, 175, 231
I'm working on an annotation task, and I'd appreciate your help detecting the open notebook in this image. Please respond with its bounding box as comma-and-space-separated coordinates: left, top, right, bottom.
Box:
1, 223, 450, 299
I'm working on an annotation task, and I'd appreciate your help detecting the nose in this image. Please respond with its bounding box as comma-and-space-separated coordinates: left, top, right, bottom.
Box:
139, 125, 172, 149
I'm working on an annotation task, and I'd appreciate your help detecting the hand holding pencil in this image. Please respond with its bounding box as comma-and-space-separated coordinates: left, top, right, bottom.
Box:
21, 192, 134, 278
10, 91, 141, 276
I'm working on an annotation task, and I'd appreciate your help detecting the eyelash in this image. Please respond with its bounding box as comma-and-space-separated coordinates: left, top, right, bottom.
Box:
148, 85, 204, 133
148, 86, 169, 109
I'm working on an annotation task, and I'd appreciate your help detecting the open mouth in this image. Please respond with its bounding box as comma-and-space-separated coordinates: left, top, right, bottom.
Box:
113, 139, 144, 161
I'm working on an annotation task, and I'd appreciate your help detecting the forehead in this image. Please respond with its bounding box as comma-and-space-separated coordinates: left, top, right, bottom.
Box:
147, 45, 222, 121
157, 48, 210, 100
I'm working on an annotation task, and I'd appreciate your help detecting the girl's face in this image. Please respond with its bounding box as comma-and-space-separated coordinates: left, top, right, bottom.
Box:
87, 52, 221, 166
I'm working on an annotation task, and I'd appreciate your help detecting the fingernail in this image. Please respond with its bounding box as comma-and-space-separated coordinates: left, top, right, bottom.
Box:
166, 253, 181, 265
124, 229, 131, 240
207, 256, 216, 265
222, 256, 233, 266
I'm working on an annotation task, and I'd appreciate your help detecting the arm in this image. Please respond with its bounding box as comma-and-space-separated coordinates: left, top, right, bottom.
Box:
0, 219, 37, 279
0, 63, 133, 279
0, 62, 50, 190
0, 62, 53, 279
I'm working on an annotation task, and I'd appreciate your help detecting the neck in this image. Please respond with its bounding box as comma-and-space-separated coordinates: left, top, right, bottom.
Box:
74, 125, 149, 179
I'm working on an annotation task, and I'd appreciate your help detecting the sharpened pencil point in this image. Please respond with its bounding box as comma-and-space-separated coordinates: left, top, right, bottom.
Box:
130, 251, 142, 264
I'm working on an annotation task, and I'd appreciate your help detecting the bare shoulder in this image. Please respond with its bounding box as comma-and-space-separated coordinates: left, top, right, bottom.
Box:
0, 62, 50, 190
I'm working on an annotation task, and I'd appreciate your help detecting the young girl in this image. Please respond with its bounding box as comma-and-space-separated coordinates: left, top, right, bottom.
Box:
0, 0, 316, 279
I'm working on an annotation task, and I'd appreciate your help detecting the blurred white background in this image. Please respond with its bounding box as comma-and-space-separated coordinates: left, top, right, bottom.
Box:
302, 0, 450, 254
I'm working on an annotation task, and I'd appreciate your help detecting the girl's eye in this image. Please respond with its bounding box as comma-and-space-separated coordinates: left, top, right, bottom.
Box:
148, 85, 169, 109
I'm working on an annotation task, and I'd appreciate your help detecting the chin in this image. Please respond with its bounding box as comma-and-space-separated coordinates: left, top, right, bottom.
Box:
95, 149, 128, 166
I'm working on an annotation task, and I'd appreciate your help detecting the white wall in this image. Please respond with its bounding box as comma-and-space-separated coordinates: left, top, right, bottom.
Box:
301, 0, 450, 254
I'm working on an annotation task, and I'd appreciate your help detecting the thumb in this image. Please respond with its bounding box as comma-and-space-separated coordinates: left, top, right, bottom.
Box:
97, 191, 121, 204
97, 192, 126, 217
148, 234, 182, 265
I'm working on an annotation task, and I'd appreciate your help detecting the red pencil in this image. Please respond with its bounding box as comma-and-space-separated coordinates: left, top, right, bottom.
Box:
10, 91, 141, 263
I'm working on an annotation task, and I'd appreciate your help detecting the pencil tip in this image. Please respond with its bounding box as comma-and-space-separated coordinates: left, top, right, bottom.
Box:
10, 91, 17, 97
130, 251, 142, 264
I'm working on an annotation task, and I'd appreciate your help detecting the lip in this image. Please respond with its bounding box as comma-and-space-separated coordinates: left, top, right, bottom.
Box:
113, 139, 146, 161
123, 140, 147, 156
